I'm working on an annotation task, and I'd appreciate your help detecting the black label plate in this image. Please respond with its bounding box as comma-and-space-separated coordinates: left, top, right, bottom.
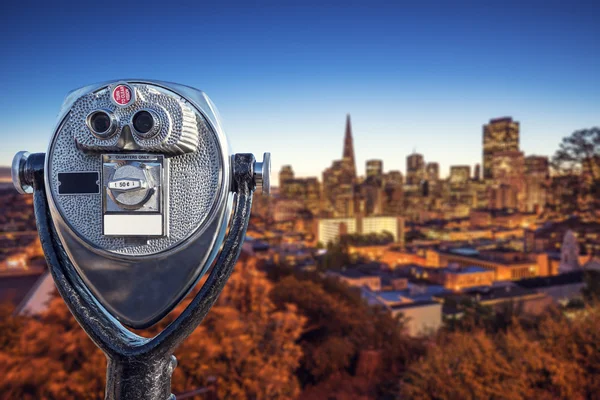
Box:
58, 172, 100, 195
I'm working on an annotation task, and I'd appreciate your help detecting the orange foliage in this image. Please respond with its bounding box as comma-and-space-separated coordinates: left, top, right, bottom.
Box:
0, 259, 305, 400
400, 308, 600, 399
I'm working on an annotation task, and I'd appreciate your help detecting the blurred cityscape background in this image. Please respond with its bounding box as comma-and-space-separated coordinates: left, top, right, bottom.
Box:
0, 1, 599, 399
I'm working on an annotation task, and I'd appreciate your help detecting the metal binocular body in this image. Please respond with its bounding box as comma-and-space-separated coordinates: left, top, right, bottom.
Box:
13, 80, 270, 399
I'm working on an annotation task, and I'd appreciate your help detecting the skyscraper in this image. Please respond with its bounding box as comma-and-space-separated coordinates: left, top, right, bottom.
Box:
473, 164, 481, 181
525, 156, 549, 178
381, 172, 403, 217
525, 155, 550, 212
449, 165, 471, 185
362, 160, 385, 216
490, 150, 526, 210
406, 152, 425, 185
322, 115, 359, 217
426, 162, 439, 182
279, 165, 294, 190
342, 114, 356, 178
366, 159, 383, 179
483, 117, 520, 180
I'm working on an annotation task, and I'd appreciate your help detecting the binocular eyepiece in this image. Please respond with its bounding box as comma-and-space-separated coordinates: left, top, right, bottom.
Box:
13, 80, 270, 329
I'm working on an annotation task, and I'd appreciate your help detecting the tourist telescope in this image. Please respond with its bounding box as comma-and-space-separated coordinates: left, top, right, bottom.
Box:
11, 80, 271, 399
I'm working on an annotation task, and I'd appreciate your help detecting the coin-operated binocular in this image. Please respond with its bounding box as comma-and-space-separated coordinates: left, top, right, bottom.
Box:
12, 80, 270, 400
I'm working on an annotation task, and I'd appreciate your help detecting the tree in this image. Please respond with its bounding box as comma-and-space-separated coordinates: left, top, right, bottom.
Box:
0, 296, 107, 399
0, 258, 306, 400
550, 127, 600, 213
317, 240, 351, 271
400, 306, 600, 399
171, 258, 306, 399
270, 273, 424, 398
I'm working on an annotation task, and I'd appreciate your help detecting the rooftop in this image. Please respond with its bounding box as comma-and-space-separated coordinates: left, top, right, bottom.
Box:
390, 300, 439, 310
535, 217, 600, 236
378, 284, 448, 303
0, 272, 45, 311
449, 248, 479, 256
450, 266, 491, 274
436, 285, 541, 303
516, 271, 585, 289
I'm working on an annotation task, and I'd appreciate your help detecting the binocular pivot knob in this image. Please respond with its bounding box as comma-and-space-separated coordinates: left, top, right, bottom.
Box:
254, 152, 271, 195
12, 151, 34, 195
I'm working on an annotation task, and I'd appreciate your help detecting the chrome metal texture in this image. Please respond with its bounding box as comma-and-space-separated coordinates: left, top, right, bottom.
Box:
30, 152, 255, 400
12, 150, 33, 194
86, 109, 119, 139
44, 80, 232, 328
102, 154, 167, 237
253, 152, 271, 195
130, 108, 162, 139
103, 155, 164, 212
74, 83, 200, 155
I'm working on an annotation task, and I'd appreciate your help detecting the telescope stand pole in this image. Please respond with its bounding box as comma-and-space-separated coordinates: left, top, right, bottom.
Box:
105, 354, 177, 400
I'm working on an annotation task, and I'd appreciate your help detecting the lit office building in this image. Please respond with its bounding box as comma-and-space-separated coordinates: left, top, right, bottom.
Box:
449, 165, 471, 185
473, 164, 481, 181
318, 216, 405, 246
279, 165, 294, 190
366, 159, 383, 179
490, 150, 526, 210
525, 155, 549, 212
406, 153, 425, 185
483, 117, 520, 180
426, 162, 439, 182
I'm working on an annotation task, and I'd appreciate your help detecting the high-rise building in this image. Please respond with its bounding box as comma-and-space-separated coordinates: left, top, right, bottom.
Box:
406, 152, 425, 185
279, 165, 294, 190
385, 170, 403, 186
483, 117, 520, 180
366, 159, 383, 179
449, 165, 471, 185
362, 160, 385, 216
342, 114, 356, 178
525, 156, 549, 178
426, 162, 439, 182
323, 162, 355, 217
473, 164, 481, 181
278, 175, 322, 216
490, 150, 526, 210
524, 155, 549, 212
322, 115, 359, 217
382, 171, 403, 216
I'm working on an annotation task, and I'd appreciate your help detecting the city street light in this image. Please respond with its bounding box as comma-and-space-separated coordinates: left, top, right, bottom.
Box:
12, 80, 270, 399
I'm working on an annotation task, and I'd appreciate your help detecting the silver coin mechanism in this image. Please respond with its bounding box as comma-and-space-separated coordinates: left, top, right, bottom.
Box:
102, 154, 167, 237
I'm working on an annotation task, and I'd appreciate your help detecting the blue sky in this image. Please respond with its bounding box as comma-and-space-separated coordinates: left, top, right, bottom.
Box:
1, 0, 598, 178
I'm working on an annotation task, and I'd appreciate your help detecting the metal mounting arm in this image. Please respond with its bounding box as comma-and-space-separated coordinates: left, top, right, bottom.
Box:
28, 152, 256, 400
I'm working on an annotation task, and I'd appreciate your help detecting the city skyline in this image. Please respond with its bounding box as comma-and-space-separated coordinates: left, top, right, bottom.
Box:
1, 1, 599, 177
276, 114, 554, 182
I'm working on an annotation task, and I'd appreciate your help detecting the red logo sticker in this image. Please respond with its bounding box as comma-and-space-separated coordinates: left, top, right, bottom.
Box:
112, 84, 133, 106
